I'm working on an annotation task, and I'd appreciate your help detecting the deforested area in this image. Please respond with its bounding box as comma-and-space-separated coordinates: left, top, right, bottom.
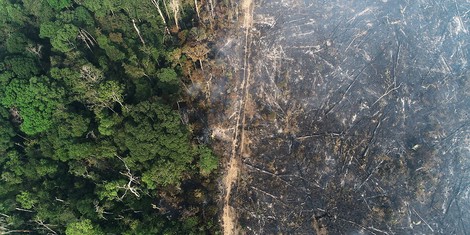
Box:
209, 0, 470, 234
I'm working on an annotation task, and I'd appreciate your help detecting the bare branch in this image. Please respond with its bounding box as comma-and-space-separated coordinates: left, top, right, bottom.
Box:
411, 206, 434, 232
356, 159, 384, 190
151, 0, 170, 34
372, 83, 403, 107
116, 155, 141, 200
15, 208, 34, 213
194, 0, 200, 19
169, 0, 180, 30
132, 19, 146, 46
34, 219, 57, 235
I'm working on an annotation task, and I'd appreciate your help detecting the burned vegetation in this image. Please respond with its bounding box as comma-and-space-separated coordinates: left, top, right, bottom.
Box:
209, 0, 470, 234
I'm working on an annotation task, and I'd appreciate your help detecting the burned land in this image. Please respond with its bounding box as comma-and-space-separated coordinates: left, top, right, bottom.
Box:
210, 0, 470, 234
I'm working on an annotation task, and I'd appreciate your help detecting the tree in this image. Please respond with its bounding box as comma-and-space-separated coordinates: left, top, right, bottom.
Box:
1, 151, 25, 186
66, 219, 103, 235
142, 159, 187, 188
94, 81, 125, 111
157, 68, 180, 95
22, 0, 55, 22
50, 66, 125, 112
53, 111, 91, 138
0, 0, 28, 25
3, 56, 40, 79
182, 43, 210, 70
16, 191, 38, 210
40, 22, 78, 53
75, 0, 103, 15
0, 107, 15, 155
169, 0, 181, 30
95, 110, 122, 136
73, 6, 94, 27
96, 35, 125, 61
197, 146, 218, 176
114, 101, 195, 188
50, 66, 96, 103
0, 0, 220, 233
96, 181, 123, 201
6, 33, 29, 54
46, 0, 72, 10
1, 76, 65, 135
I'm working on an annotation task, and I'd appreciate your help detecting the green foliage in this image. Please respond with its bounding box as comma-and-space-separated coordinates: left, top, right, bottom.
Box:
50, 66, 126, 111
40, 22, 78, 53
66, 219, 104, 235
57, 10, 75, 24
1, 76, 64, 135
198, 146, 218, 176
157, 68, 180, 95
54, 111, 91, 138
47, 0, 72, 10
96, 110, 122, 136
0, 107, 15, 154
35, 159, 59, 176
116, 101, 193, 162
142, 160, 188, 188
77, 0, 103, 14
4, 56, 40, 79
73, 6, 94, 27
16, 191, 38, 209
123, 63, 146, 79
96, 181, 122, 201
0, 1, 28, 25
112, 101, 196, 188
0, 71, 14, 88
53, 24, 79, 52
96, 35, 125, 61
0, 0, 219, 233
96, 81, 125, 108
132, 78, 153, 101
22, 0, 55, 22
50, 67, 90, 101
39, 21, 59, 38
6, 33, 28, 54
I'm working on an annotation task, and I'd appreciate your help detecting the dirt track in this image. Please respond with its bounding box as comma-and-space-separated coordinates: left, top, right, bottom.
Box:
221, 0, 254, 233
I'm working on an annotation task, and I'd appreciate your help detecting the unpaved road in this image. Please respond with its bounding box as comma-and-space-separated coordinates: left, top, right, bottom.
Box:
221, 0, 254, 234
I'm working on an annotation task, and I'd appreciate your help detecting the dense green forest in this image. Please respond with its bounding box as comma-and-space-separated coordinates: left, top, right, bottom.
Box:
0, 0, 223, 233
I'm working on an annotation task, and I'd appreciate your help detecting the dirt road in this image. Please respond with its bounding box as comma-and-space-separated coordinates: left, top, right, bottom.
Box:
221, 0, 254, 234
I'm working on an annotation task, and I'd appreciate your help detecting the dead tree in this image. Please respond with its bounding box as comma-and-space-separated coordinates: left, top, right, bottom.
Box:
34, 219, 57, 235
183, 44, 210, 70
208, 0, 215, 18
93, 201, 113, 220
162, 0, 171, 20
169, 0, 180, 30
78, 28, 97, 51
116, 155, 141, 200
194, 0, 200, 19
132, 19, 146, 46
0, 215, 31, 234
26, 44, 43, 57
151, 0, 170, 34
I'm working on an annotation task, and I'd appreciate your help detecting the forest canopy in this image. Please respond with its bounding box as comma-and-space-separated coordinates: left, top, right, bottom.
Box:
0, 0, 220, 233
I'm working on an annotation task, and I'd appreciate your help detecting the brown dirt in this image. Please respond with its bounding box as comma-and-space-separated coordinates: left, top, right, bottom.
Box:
221, 0, 254, 234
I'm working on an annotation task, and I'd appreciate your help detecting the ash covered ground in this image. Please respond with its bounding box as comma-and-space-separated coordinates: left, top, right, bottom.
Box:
210, 0, 470, 234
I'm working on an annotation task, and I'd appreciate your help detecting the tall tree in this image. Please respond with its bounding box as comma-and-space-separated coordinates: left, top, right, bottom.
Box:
0, 107, 15, 155
1, 76, 65, 135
